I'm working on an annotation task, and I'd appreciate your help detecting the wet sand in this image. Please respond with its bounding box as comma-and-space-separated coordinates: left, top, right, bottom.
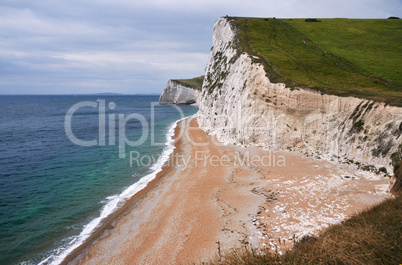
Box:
68, 117, 389, 264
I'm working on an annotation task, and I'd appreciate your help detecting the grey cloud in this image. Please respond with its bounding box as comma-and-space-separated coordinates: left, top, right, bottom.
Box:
0, 0, 400, 94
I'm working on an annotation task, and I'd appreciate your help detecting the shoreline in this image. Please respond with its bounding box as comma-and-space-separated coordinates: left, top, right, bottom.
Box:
67, 117, 389, 264
56, 118, 186, 265
59, 161, 178, 265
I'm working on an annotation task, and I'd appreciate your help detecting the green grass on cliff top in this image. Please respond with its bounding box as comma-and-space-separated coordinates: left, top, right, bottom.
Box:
172, 75, 204, 91
229, 17, 402, 106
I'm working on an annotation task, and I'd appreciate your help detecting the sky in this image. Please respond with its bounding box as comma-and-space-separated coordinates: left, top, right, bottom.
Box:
0, 0, 401, 95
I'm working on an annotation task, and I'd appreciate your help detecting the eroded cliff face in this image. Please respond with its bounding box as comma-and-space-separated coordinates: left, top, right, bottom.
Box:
198, 18, 402, 174
159, 80, 201, 105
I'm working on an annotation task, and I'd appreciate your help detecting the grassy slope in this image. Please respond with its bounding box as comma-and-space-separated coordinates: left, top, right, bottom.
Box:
286, 19, 402, 84
230, 17, 402, 106
172, 75, 204, 91
207, 196, 402, 265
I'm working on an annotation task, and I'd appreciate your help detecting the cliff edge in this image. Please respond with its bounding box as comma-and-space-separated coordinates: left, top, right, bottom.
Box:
198, 17, 402, 174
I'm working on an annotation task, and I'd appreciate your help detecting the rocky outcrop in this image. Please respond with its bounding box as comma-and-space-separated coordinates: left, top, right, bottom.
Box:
159, 80, 201, 105
197, 17, 402, 174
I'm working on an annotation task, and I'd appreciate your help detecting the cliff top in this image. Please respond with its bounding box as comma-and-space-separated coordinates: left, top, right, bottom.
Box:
228, 17, 402, 106
172, 76, 204, 91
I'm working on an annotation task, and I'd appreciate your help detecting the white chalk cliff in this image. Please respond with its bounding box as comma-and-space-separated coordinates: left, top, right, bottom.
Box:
197, 17, 402, 174
159, 80, 201, 105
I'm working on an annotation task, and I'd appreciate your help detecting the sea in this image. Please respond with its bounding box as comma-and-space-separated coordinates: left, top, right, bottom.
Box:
0, 95, 198, 265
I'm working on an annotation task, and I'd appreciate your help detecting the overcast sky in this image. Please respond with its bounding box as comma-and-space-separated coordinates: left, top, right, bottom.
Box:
0, 0, 401, 95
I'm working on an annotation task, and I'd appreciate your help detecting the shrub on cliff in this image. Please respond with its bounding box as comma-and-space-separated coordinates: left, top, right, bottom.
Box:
305, 18, 321, 22
390, 161, 402, 197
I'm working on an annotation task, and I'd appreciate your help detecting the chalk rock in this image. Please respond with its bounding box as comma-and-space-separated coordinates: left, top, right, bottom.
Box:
197, 17, 402, 174
159, 80, 201, 105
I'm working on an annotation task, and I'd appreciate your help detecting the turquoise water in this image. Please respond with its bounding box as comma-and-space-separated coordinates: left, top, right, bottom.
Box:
0, 95, 198, 265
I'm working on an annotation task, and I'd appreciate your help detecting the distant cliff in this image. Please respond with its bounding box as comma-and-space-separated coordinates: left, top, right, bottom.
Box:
159, 77, 203, 105
197, 17, 402, 174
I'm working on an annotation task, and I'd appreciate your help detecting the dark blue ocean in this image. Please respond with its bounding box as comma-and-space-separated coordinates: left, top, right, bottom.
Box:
0, 95, 198, 265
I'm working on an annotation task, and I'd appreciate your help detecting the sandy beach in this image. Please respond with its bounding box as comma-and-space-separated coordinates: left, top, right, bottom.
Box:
66, 116, 390, 264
